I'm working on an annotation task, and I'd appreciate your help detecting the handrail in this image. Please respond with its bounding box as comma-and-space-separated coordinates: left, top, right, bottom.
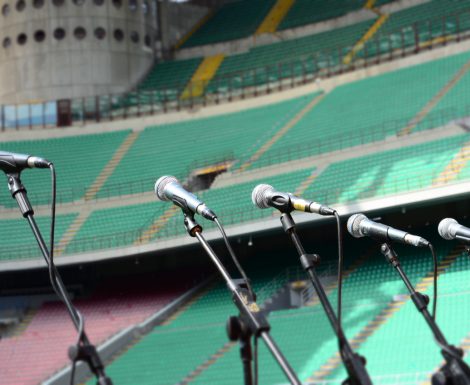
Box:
1, 166, 460, 261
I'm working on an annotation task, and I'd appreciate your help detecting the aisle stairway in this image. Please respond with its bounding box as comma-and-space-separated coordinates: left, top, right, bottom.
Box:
55, 210, 92, 256
433, 141, 470, 185
181, 55, 225, 99
399, 59, 470, 136
255, 0, 296, 35
237, 92, 325, 173
134, 206, 180, 245
343, 12, 389, 65
84, 131, 140, 201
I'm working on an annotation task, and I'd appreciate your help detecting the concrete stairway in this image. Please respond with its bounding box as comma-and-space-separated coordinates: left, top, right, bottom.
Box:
237, 92, 326, 173
255, 0, 295, 35
399, 59, 470, 136
54, 210, 92, 256
433, 141, 470, 186
84, 131, 140, 201
343, 12, 389, 65
133, 205, 180, 245
181, 54, 225, 99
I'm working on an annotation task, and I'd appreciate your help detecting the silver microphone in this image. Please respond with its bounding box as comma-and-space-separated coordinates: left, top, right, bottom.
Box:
251, 184, 335, 215
438, 218, 470, 242
0, 151, 51, 173
155, 176, 216, 221
347, 213, 429, 247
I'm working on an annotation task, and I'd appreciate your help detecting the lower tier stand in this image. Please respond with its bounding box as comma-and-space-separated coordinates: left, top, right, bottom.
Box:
183, 212, 301, 385
7, 172, 113, 385
380, 243, 470, 385
280, 212, 373, 385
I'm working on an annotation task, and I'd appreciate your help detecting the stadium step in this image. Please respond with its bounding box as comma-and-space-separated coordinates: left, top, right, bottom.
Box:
84, 131, 140, 201
9, 308, 37, 337
364, 0, 376, 10
255, 0, 295, 35
433, 141, 470, 185
180, 341, 236, 385
237, 92, 326, 173
399, 58, 470, 136
55, 210, 93, 256
305, 247, 375, 307
133, 205, 180, 245
308, 244, 465, 382
294, 165, 328, 196
343, 12, 389, 65
181, 54, 225, 99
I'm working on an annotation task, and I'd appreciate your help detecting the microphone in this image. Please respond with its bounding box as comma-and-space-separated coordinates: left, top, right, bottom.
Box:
438, 218, 470, 242
251, 184, 335, 215
155, 176, 216, 221
347, 213, 429, 247
0, 151, 51, 173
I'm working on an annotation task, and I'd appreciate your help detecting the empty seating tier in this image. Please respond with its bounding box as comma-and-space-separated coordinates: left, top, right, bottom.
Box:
99, 94, 314, 198
303, 134, 470, 205
0, 130, 131, 207
182, 0, 276, 48
251, 51, 470, 169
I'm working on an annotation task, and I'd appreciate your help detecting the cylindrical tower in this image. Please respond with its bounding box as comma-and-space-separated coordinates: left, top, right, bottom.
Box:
0, 0, 156, 104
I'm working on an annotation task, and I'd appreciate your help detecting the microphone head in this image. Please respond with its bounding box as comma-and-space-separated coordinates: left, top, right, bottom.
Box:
438, 218, 458, 240
347, 213, 368, 238
155, 176, 178, 201
251, 184, 274, 209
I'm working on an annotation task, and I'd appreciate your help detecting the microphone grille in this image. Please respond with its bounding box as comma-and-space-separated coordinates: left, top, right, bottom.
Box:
155, 176, 178, 201
438, 218, 458, 240
347, 214, 368, 238
251, 184, 274, 209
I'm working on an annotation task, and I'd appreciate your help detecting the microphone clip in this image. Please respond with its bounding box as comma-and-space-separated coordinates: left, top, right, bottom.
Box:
183, 212, 202, 237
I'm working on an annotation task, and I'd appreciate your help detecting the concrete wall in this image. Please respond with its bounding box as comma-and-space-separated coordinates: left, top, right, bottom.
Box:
0, 0, 157, 104
158, 0, 208, 55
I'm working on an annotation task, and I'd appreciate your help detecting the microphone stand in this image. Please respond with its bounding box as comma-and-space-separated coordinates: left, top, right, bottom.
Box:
379, 243, 470, 385
6, 172, 113, 385
182, 211, 301, 385
280, 212, 373, 385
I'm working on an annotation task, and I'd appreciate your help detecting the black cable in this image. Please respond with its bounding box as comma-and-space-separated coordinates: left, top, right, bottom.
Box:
48, 164, 86, 385
254, 335, 259, 385
333, 211, 343, 331
429, 243, 438, 321
70, 312, 85, 385
214, 217, 256, 300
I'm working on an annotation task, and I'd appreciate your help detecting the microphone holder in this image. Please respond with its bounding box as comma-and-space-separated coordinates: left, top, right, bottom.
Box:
6, 172, 113, 385
379, 243, 470, 385
182, 212, 302, 385
280, 212, 373, 385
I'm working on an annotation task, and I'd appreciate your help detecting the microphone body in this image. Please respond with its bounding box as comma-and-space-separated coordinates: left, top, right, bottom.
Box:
155, 176, 216, 221
438, 218, 470, 241
347, 214, 429, 247
0, 151, 51, 173
251, 184, 335, 215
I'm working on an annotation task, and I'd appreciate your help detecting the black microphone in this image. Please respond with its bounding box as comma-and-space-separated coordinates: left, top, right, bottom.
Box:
251, 184, 335, 215
347, 213, 429, 247
438, 218, 470, 242
0, 151, 51, 173
155, 176, 216, 221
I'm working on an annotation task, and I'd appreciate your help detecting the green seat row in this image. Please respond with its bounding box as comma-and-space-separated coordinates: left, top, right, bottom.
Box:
100, 93, 315, 197
303, 134, 470, 205
182, 0, 276, 48
0, 130, 131, 207
251, 50, 470, 169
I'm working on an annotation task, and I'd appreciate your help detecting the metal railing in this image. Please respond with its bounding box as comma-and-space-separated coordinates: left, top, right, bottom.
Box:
1, 10, 470, 131
3, 164, 457, 261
